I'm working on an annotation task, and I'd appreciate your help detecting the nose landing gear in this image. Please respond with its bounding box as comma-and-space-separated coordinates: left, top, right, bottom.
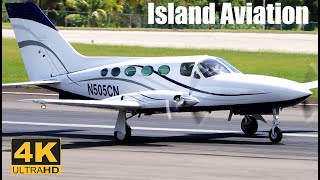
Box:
268, 108, 283, 143
240, 108, 283, 143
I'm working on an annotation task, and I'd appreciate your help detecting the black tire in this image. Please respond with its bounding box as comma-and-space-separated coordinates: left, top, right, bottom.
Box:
268, 127, 283, 143
241, 116, 258, 136
114, 124, 132, 144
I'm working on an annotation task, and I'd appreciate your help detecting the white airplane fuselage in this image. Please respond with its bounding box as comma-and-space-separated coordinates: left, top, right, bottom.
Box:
45, 55, 312, 114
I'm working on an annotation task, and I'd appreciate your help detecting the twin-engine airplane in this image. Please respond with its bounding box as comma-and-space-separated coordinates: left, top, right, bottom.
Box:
3, 2, 318, 143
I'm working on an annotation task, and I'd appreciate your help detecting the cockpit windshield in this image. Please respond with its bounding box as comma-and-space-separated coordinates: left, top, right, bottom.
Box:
197, 58, 241, 78
215, 58, 241, 73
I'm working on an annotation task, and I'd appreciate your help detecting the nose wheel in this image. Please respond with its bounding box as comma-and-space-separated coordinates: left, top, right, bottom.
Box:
269, 126, 282, 143
241, 115, 258, 136
268, 108, 283, 143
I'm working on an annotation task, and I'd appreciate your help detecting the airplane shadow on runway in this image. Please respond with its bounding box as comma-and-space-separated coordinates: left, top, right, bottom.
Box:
2, 129, 317, 150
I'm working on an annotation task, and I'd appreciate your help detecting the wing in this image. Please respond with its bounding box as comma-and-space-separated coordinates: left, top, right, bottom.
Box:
302, 80, 318, 90
18, 90, 199, 111
19, 99, 141, 110
2, 80, 60, 87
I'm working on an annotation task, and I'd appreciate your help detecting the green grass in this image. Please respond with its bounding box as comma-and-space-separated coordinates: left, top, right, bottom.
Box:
2, 38, 318, 98
2, 22, 318, 34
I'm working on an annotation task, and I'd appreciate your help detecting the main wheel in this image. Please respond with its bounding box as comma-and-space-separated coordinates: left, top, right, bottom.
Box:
114, 124, 132, 144
268, 127, 282, 143
241, 116, 258, 136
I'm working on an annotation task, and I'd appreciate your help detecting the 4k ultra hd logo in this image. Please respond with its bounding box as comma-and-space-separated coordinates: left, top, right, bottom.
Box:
11, 138, 61, 175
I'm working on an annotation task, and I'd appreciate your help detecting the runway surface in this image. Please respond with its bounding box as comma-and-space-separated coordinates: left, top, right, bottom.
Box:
2, 29, 318, 54
2, 90, 318, 179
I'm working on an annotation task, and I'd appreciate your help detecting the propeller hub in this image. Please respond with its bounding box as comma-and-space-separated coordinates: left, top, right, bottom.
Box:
179, 94, 200, 107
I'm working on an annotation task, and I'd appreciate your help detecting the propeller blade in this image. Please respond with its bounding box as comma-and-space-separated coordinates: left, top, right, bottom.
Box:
189, 71, 200, 95
304, 63, 318, 82
302, 63, 318, 119
192, 111, 206, 125
301, 100, 317, 119
166, 100, 172, 120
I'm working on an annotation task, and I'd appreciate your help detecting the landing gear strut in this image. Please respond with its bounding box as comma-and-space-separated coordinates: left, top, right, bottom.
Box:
114, 111, 132, 144
268, 108, 283, 143
241, 115, 258, 136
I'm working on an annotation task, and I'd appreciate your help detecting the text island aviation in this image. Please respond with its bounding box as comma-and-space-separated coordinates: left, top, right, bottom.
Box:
148, 3, 309, 25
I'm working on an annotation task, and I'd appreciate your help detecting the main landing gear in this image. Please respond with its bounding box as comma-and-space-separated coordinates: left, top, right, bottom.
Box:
241, 115, 258, 136
114, 111, 132, 144
268, 108, 283, 143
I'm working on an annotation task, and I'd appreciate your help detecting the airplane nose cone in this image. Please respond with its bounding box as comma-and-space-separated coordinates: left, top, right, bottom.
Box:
271, 78, 313, 104
236, 74, 313, 101
297, 87, 312, 97
286, 81, 312, 98
260, 76, 313, 106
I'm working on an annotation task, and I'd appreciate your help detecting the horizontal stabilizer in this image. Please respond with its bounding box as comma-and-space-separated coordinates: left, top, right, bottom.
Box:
19, 99, 141, 110
302, 80, 318, 90
2, 80, 60, 88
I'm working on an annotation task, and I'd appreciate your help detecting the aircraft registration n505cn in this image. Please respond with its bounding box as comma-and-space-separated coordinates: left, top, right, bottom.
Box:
3, 2, 318, 143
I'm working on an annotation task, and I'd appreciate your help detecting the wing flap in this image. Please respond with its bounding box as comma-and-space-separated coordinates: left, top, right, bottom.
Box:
302, 80, 318, 90
19, 99, 141, 110
2, 80, 60, 87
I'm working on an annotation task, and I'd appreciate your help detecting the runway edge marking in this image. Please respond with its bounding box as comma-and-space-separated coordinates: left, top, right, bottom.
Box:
3, 121, 318, 138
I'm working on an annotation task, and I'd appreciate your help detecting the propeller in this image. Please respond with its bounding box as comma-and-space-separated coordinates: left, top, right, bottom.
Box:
165, 94, 200, 121
165, 71, 205, 124
166, 99, 172, 120
301, 63, 318, 119
192, 111, 207, 125
188, 71, 206, 125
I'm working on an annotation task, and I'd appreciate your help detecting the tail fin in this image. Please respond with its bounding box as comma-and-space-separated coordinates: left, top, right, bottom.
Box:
6, 2, 137, 81
5, 2, 89, 81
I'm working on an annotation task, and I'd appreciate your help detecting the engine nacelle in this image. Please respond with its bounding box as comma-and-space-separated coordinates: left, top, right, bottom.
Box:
105, 90, 199, 109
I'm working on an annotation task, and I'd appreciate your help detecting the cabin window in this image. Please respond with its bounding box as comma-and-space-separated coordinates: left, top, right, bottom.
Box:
158, 65, 170, 75
180, 62, 195, 76
125, 66, 136, 76
101, 68, 108, 76
141, 66, 153, 76
111, 67, 120, 77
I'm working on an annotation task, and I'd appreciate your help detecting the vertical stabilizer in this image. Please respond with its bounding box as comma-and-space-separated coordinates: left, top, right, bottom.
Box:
6, 2, 87, 80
